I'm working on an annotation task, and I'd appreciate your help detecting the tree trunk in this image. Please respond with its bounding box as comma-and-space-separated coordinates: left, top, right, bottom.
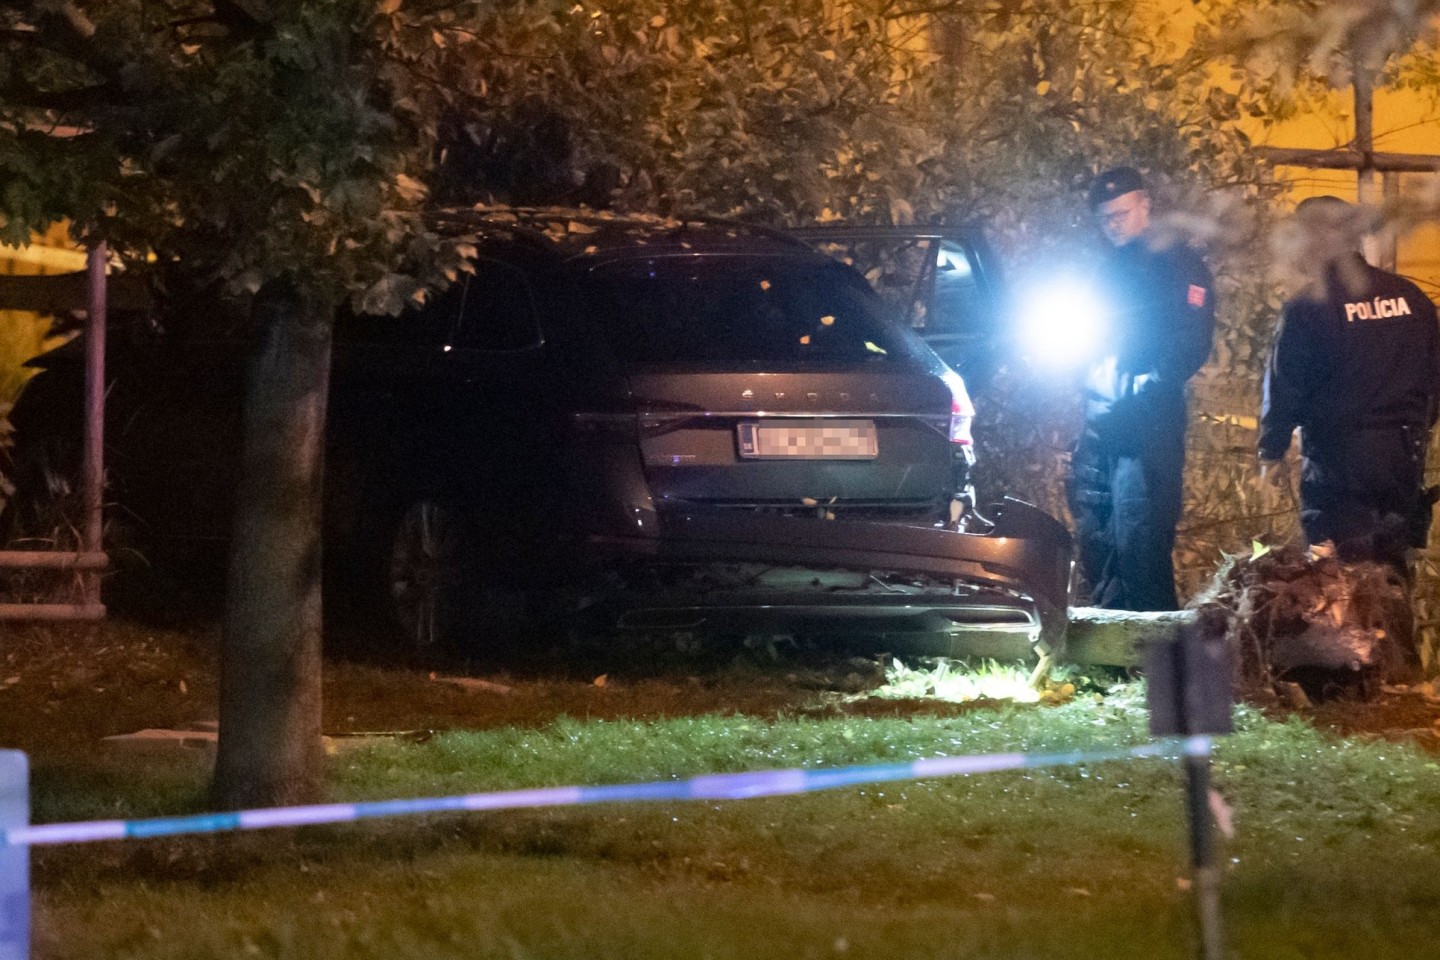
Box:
213, 282, 332, 808
1063, 607, 1198, 667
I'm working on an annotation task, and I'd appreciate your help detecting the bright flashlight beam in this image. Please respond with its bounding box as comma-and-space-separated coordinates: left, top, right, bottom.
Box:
1017, 275, 1107, 368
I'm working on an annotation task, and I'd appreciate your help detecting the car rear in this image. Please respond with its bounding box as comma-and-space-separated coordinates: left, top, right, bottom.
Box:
551, 240, 1070, 656
579, 250, 974, 524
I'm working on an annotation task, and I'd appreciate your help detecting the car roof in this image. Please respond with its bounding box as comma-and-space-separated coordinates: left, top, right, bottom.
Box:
424, 206, 830, 269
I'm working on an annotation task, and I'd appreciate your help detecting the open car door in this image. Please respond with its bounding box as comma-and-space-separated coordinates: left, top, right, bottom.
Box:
785, 225, 1008, 397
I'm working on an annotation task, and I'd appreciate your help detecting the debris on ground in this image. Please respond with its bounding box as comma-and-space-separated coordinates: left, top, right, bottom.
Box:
429, 674, 514, 696
101, 725, 218, 754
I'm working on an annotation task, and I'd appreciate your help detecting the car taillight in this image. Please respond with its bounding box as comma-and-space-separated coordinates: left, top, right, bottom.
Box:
944, 371, 974, 447
950, 397, 974, 446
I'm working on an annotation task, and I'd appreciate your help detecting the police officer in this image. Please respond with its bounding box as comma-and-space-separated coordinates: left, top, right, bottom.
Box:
1259, 196, 1440, 570
1068, 167, 1216, 610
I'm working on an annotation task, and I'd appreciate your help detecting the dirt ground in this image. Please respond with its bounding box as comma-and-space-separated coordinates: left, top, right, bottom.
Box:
0, 618, 1438, 762
0, 619, 992, 761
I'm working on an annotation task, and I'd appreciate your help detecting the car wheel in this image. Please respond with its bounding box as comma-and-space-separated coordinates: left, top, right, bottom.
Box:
384, 499, 534, 659
387, 500, 477, 651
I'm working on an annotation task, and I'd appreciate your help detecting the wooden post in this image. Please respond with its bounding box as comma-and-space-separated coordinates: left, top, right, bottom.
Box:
81, 243, 106, 611
1354, 63, 1375, 200
1381, 171, 1400, 271
1353, 62, 1385, 267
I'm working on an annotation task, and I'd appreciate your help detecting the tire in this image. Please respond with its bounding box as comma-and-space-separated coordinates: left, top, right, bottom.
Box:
380, 499, 531, 660
386, 500, 475, 651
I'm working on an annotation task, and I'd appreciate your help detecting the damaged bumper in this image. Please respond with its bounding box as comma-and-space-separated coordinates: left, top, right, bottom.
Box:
587, 498, 1074, 657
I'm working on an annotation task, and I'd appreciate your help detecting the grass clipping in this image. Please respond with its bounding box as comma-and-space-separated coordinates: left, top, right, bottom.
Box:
1191, 541, 1419, 697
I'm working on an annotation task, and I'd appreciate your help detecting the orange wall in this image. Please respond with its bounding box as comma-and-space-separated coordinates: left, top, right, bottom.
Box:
0, 224, 83, 406
1155, 0, 1440, 293
1247, 85, 1440, 296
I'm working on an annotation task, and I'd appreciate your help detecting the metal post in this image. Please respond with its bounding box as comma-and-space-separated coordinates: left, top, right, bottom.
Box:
81, 243, 106, 610
1147, 623, 1231, 960
0, 751, 28, 960
1184, 737, 1225, 960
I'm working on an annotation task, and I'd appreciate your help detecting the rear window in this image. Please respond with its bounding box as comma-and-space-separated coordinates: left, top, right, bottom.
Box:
584, 256, 911, 364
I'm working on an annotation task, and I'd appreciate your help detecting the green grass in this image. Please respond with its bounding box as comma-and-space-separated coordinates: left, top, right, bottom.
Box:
28, 694, 1440, 959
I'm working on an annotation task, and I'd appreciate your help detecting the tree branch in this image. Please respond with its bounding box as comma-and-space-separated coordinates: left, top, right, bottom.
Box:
211, 0, 275, 42
42, 0, 95, 40
3, 82, 116, 112
18, 4, 122, 83
432, 26, 560, 62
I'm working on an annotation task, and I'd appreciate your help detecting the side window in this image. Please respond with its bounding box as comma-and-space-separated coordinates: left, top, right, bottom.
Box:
454, 257, 543, 351
336, 282, 465, 347
926, 240, 989, 339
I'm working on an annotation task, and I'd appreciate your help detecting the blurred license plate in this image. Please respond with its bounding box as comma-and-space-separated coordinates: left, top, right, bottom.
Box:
737, 420, 878, 460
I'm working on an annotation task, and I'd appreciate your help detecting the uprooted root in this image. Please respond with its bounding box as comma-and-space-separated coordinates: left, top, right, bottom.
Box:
1190, 541, 1418, 699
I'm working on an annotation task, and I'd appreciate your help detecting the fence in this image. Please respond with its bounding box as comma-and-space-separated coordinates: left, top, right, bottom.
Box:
0, 625, 1231, 960
0, 243, 110, 621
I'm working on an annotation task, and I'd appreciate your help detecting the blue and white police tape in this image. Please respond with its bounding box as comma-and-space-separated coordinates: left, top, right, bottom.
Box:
3, 736, 1212, 848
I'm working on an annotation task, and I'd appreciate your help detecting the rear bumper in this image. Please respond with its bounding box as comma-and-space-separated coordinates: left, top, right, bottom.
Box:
585, 498, 1073, 654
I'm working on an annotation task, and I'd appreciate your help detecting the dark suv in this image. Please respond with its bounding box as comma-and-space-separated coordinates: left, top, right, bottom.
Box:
9, 209, 1072, 656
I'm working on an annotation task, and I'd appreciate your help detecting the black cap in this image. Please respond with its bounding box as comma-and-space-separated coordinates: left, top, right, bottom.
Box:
1088, 166, 1145, 208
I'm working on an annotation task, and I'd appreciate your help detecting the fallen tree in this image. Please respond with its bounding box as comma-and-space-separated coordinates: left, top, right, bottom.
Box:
1062, 607, 1197, 667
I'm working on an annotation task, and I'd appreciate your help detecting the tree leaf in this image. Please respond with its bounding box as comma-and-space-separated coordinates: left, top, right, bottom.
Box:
359, 273, 423, 317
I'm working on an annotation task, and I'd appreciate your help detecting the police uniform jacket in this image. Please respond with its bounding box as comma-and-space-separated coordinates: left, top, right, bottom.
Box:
1259, 255, 1440, 463
1082, 238, 1215, 454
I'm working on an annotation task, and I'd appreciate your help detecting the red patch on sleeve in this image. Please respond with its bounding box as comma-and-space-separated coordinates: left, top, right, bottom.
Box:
1187, 284, 1207, 308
